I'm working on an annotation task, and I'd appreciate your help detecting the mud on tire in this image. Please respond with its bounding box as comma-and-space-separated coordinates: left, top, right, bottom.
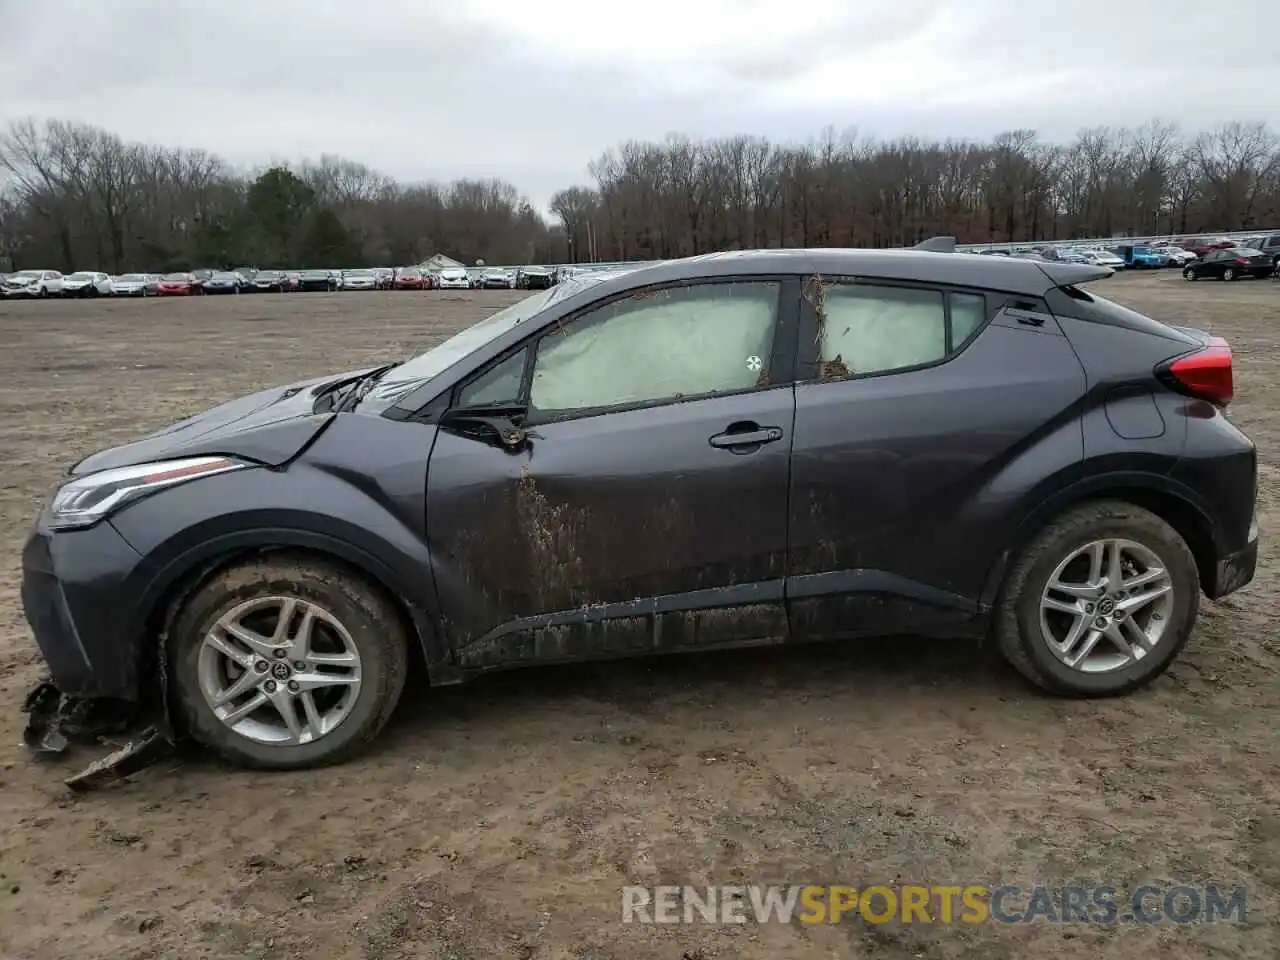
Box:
168, 554, 409, 769
994, 500, 1200, 697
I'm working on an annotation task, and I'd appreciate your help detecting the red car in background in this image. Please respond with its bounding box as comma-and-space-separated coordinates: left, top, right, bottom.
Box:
392, 267, 428, 290
1180, 237, 1237, 257
156, 272, 196, 296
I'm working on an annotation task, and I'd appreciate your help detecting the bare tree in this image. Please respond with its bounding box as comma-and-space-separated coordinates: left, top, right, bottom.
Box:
3, 115, 1279, 271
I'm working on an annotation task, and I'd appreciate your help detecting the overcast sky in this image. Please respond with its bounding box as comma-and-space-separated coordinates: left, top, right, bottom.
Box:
1, 0, 1275, 209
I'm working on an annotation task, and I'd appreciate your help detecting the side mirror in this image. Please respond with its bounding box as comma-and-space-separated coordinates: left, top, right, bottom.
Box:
439, 404, 530, 450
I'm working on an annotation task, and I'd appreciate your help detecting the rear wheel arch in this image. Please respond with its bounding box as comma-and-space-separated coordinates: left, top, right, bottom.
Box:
981, 474, 1217, 611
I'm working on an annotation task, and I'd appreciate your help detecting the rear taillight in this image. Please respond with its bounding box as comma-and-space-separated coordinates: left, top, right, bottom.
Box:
1161, 336, 1233, 406
1236, 258, 1251, 266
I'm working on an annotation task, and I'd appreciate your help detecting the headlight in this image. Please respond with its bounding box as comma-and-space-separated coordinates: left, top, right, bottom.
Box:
49, 456, 250, 530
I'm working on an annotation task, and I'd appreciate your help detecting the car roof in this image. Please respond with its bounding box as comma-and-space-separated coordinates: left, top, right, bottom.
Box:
549, 248, 1108, 303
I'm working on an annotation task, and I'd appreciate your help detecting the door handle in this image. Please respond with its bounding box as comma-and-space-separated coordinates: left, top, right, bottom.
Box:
709, 425, 783, 449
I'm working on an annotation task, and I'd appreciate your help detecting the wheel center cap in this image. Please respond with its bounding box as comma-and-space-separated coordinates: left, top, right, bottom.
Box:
270, 662, 292, 681
1097, 597, 1116, 615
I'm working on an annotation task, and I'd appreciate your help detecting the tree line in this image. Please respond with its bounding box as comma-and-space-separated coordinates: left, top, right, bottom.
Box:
1, 117, 1278, 273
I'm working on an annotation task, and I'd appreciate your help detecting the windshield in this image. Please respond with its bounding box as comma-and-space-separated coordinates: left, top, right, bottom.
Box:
361, 271, 624, 413
346, 269, 375, 277
211, 272, 238, 281
68, 272, 94, 280
163, 273, 190, 281
441, 268, 466, 278
1234, 248, 1263, 256
118, 274, 146, 281
15, 270, 42, 278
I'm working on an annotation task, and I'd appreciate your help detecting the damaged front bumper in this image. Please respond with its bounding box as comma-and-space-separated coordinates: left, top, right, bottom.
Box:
23, 678, 171, 791
21, 510, 172, 788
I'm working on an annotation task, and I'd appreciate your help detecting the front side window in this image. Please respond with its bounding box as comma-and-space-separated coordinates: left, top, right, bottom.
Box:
528, 281, 781, 415
456, 348, 527, 408
815, 283, 988, 378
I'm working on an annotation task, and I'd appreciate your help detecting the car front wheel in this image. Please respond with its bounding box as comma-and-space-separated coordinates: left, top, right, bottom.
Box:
169, 555, 409, 769
994, 501, 1199, 697
1183, 267, 1195, 280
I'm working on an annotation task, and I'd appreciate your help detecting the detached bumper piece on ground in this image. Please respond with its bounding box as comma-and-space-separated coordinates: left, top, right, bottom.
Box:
23, 679, 172, 791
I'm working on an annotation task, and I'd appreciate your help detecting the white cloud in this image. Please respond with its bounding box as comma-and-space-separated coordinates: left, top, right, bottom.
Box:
1, 0, 1277, 208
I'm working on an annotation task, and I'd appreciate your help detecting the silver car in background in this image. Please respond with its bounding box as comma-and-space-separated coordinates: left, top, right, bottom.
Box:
341, 269, 378, 291
110, 273, 157, 296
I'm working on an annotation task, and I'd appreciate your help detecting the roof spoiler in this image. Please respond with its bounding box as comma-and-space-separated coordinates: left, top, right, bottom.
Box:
1037, 262, 1115, 285
913, 236, 957, 253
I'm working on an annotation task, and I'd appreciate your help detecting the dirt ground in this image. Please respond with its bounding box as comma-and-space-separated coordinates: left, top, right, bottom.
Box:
0, 274, 1276, 960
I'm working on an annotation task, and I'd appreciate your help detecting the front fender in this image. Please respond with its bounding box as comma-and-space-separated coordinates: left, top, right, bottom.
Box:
108, 461, 446, 666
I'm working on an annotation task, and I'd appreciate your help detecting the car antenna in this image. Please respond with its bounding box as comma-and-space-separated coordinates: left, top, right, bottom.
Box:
912, 236, 957, 253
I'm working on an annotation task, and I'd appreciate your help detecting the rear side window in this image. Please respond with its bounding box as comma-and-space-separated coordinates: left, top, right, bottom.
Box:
815, 284, 989, 378
951, 292, 987, 344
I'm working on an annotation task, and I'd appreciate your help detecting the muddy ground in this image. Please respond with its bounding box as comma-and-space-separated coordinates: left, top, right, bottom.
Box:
0, 273, 1275, 959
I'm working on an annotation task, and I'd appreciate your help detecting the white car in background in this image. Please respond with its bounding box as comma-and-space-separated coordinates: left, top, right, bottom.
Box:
61, 271, 113, 297
478, 267, 515, 289
1, 269, 63, 297
1159, 246, 1198, 266
437, 267, 472, 289
1076, 248, 1126, 269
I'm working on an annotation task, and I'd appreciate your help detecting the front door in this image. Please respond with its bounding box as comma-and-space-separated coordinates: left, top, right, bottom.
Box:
425, 277, 801, 669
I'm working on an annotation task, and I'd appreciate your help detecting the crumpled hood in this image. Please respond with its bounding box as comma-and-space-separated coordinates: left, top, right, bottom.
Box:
69, 366, 381, 476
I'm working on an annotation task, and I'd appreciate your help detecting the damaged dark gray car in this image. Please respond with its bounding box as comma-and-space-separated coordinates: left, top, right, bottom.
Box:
22, 244, 1258, 771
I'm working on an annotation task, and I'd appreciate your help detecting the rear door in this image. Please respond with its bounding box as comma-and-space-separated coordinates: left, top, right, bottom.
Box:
425, 277, 802, 669
785, 277, 1087, 640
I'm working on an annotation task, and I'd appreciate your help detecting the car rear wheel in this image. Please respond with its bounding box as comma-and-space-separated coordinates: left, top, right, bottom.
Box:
169, 555, 409, 769
1223, 267, 1235, 281
995, 501, 1199, 697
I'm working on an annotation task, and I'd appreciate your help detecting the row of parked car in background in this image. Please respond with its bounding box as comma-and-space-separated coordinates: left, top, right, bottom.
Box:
0, 264, 563, 298
978, 233, 1280, 280
6, 236, 1279, 299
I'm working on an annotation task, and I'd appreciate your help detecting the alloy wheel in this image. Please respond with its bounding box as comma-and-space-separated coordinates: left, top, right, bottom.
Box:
1038, 538, 1174, 673
196, 596, 362, 745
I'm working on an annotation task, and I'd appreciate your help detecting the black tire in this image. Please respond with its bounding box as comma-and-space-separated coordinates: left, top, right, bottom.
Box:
1222, 267, 1235, 281
1183, 267, 1195, 281
994, 500, 1199, 697
168, 554, 410, 769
